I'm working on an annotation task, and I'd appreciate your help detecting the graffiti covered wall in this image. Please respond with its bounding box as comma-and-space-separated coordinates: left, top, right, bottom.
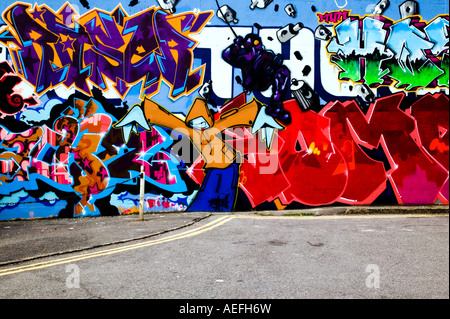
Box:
0, 0, 448, 219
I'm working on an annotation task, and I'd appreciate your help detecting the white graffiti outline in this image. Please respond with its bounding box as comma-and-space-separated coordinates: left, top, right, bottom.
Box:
334, 0, 348, 9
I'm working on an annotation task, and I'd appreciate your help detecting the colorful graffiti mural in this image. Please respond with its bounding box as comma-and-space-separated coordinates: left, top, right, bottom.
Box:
0, 0, 448, 219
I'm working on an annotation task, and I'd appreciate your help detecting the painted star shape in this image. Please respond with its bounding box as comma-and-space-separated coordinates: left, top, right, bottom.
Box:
97, 167, 109, 182
81, 157, 92, 169
29, 5, 46, 23
59, 34, 76, 52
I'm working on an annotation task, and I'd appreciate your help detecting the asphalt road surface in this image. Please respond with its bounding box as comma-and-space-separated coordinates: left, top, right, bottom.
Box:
0, 214, 448, 301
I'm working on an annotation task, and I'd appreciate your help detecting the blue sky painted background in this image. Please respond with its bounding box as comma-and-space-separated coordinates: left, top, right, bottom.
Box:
1, 0, 448, 29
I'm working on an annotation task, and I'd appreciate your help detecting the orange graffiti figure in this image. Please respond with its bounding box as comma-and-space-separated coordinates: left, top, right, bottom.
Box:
115, 96, 283, 211
116, 97, 283, 168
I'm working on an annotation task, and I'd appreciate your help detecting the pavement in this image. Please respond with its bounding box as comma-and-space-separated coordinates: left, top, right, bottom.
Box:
0, 205, 448, 267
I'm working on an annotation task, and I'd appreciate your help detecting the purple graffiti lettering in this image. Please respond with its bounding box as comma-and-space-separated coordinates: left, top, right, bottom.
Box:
0, 4, 213, 99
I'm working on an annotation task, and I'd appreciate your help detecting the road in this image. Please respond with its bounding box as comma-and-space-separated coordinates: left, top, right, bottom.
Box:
0, 214, 448, 301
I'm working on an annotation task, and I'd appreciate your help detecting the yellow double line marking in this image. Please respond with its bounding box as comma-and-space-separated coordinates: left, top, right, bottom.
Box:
0, 215, 234, 278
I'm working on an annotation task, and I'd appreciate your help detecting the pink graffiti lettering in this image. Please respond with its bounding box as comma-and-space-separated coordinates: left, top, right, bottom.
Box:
317, 10, 350, 24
